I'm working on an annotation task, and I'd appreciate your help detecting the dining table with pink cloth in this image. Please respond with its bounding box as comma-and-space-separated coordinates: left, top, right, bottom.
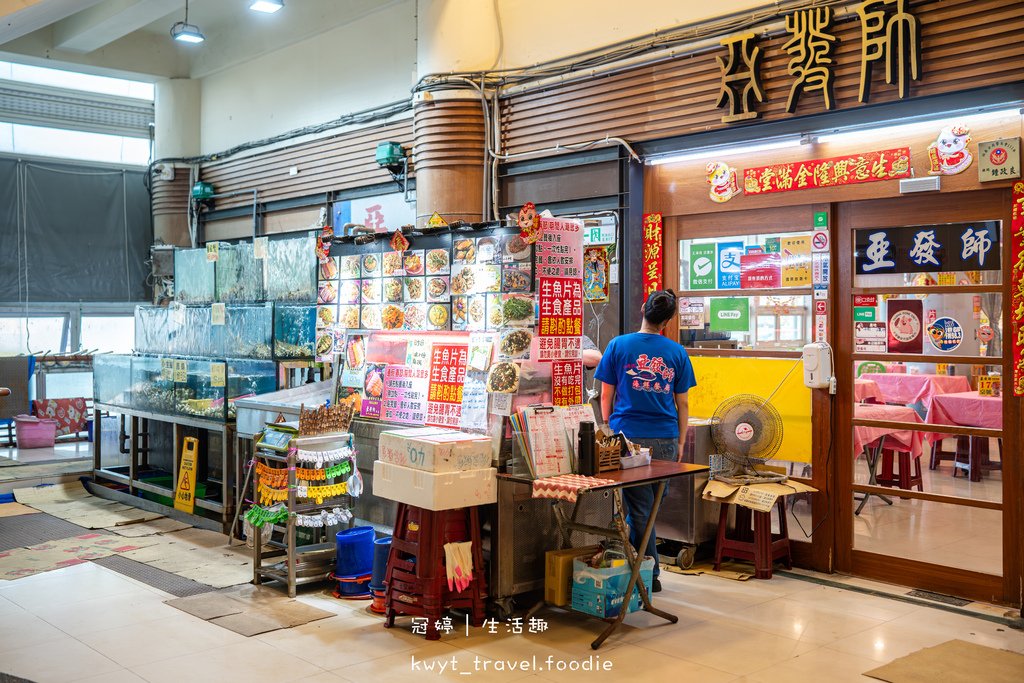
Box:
854, 379, 883, 403
858, 373, 971, 405
853, 403, 928, 458
924, 391, 1002, 430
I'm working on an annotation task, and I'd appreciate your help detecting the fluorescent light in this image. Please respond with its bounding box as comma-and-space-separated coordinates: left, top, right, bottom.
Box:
647, 138, 801, 165
249, 0, 284, 12
816, 106, 1022, 145
171, 22, 205, 43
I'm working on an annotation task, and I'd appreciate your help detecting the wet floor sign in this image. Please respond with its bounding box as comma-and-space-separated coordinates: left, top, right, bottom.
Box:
174, 437, 199, 513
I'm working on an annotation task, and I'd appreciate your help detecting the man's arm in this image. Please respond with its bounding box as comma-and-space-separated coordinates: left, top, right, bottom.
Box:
675, 392, 689, 462
600, 382, 616, 430
582, 348, 603, 369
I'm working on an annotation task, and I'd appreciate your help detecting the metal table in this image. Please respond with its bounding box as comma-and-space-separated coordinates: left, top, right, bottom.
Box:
519, 461, 710, 649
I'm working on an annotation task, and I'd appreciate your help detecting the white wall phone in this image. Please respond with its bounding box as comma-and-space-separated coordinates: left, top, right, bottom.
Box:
802, 342, 835, 392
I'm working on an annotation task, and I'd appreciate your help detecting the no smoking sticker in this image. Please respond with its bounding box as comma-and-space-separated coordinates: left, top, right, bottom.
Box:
811, 231, 830, 252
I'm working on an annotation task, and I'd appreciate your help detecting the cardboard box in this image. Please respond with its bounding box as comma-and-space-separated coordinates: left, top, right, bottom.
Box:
372, 460, 496, 510
544, 545, 600, 607
570, 557, 654, 618
378, 427, 493, 473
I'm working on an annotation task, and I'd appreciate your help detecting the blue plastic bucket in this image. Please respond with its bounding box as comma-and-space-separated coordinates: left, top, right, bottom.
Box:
368, 537, 392, 590
335, 526, 375, 577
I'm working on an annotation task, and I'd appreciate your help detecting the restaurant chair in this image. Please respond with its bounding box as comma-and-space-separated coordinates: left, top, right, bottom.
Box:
929, 436, 969, 471
875, 448, 924, 493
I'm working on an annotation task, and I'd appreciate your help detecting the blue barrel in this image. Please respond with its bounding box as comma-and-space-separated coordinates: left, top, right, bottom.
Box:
335, 526, 375, 578
368, 537, 392, 590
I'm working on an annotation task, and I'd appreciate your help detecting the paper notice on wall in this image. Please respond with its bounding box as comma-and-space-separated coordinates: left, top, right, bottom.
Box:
253, 236, 268, 260
490, 392, 513, 416
552, 360, 584, 406
381, 364, 428, 425
468, 333, 495, 371
854, 321, 887, 353
459, 372, 489, 432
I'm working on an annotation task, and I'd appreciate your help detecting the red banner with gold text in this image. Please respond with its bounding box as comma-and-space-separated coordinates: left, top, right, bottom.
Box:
743, 148, 911, 195
1011, 181, 1024, 396
642, 212, 663, 302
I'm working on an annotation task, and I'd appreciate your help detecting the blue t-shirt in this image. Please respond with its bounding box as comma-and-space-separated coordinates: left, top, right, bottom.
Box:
594, 332, 697, 439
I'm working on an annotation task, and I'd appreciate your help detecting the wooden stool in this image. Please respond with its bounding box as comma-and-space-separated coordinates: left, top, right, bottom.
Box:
714, 498, 792, 580
876, 449, 923, 492
383, 503, 487, 640
930, 435, 969, 470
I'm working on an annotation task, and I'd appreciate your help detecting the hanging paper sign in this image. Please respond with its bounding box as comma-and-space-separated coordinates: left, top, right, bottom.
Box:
688, 242, 715, 290
211, 302, 225, 326
173, 359, 188, 382
210, 362, 225, 388
642, 213, 664, 299
426, 344, 468, 428
538, 278, 583, 337
583, 246, 610, 303
740, 253, 781, 289
161, 358, 174, 381
518, 202, 541, 244
886, 299, 923, 354
534, 218, 583, 279
552, 360, 584, 406
206, 242, 219, 262
389, 229, 410, 253
458, 372, 490, 432
706, 161, 740, 203
1010, 181, 1024, 396
381, 365, 428, 425
715, 242, 742, 289
743, 147, 910, 195
927, 124, 973, 175
468, 333, 495, 371
253, 236, 269, 260
360, 362, 386, 418
978, 138, 1020, 182
929, 317, 958, 356
780, 236, 812, 287
854, 321, 887, 353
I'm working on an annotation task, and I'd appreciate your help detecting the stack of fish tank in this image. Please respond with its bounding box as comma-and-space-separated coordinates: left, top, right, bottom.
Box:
173, 247, 216, 304
226, 359, 278, 419
129, 355, 179, 414
134, 306, 177, 355
172, 306, 224, 357
265, 235, 317, 303
226, 304, 273, 359
174, 358, 227, 420
273, 304, 316, 358
93, 354, 133, 408
216, 242, 265, 303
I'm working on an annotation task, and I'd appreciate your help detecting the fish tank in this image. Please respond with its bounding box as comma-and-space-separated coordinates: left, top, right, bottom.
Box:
266, 234, 317, 303
226, 304, 273, 359
170, 306, 223, 358
93, 354, 133, 408
174, 248, 216, 304
175, 357, 228, 421
226, 359, 278, 419
129, 355, 178, 414
216, 242, 265, 303
274, 304, 316, 358
134, 306, 177, 355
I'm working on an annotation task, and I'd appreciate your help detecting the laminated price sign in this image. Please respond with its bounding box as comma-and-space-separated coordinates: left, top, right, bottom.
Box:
173, 359, 188, 382
210, 362, 226, 388
211, 302, 225, 326
174, 437, 199, 513
206, 242, 219, 262
161, 358, 174, 381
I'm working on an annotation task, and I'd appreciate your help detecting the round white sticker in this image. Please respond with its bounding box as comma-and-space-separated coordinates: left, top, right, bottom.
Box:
734, 422, 754, 442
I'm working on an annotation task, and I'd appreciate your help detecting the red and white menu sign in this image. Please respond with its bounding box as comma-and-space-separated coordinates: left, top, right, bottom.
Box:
535, 218, 583, 279
538, 277, 583, 337
426, 344, 468, 428
381, 365, 429, 425
552, 360, 584, 407
740, 253, 782, 289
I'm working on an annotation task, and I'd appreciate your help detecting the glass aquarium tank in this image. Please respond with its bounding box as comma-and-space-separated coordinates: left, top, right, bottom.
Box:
226, 359, 277, 419
129, 355, 178, 414
93, 354, 133, 408
174, 248, 216, 304
216, 241, 265, 303
134, 306, 176, 355
175, 358, 228, 421
274, 304, 316, 358
169, 306, 223, 358
225, 304, 273, 359
266, 234, 317, 303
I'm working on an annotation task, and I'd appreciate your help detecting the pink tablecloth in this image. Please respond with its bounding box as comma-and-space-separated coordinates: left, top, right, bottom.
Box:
924, 391, 1002, 430
859, 373, 971, 405
853, 403, 927, 458
854, 379, 883, 403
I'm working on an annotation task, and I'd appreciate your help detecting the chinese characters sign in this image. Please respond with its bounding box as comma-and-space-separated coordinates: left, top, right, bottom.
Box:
857, 0, 920, 102
538, 278, 583, 336
740, 253, 781, 289
744, 148, 910, 195
855, 222, 1001, 275
642, 213, 664, 298
426, 344, 468, 428
535, 218, 583, 279
783, 7, 837, 112
552, 360, 584, 407
978, 138, 1020, 182
381, 365, 428, 425
715, 32, 765, 122
1011, 182, 1024, 396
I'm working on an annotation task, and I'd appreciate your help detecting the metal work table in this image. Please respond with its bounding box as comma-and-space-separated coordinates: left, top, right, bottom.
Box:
516, 461, 710, 649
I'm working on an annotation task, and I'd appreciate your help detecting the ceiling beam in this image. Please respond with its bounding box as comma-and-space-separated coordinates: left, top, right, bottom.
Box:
53, 0, 184, 54
0, 0, 106, 46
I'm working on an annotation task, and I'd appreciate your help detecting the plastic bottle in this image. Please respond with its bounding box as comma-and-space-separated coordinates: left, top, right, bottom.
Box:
578, 420, 595, 476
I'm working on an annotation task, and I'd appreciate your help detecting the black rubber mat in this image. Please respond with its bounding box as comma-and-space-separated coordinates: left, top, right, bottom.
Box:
0, 513, 89, 552
907, 589, 973, 607
91, 555, 217, 598
1, 673, 37, 683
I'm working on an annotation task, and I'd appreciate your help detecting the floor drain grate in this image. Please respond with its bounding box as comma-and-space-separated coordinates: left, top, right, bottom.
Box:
92, 555, 217, 597
907, 589, 972, 607
0, 513, 89, 552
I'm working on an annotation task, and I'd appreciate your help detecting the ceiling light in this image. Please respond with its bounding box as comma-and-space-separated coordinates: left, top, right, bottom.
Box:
171, 1, 204, 44
249, 0, 284, 13
647, 138, 801, 165
816, 106, 1023, 145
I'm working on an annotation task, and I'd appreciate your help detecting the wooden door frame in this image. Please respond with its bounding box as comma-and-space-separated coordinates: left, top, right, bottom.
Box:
664, 204, 835, 573
834, 188, 1022, 607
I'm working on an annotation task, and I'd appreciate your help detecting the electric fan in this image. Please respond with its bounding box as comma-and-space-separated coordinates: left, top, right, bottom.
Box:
709, 394, 788, 485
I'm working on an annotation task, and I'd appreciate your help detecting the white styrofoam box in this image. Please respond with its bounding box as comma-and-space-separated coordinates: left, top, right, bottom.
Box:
377, 427, 493, 473
372, 460, 496, 510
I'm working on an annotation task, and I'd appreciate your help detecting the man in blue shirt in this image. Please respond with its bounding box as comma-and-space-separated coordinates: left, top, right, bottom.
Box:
595, 289, 697, 592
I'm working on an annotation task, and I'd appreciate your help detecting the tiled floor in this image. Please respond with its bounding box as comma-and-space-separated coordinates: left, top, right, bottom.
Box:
1, 440, 94, 464
1, 561, 1020, 683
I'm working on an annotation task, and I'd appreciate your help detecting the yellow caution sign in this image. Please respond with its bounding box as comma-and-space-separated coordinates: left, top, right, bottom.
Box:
426, 212, 449, 229
174, 437, 199, 513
